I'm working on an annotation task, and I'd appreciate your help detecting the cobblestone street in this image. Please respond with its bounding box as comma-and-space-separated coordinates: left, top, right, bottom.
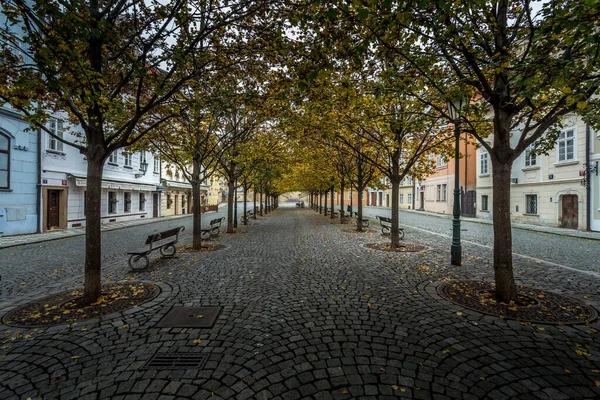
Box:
1, 205, 600, 399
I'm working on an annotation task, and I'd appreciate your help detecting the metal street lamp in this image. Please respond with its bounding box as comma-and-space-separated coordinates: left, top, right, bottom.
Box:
135, 161, 149, 179
446, 96, 467, 266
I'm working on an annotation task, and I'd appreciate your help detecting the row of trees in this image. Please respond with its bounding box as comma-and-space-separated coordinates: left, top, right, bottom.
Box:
1, 0, 599, 305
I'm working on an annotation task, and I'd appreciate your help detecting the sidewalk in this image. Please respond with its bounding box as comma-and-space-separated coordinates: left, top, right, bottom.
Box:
0, 213, 199, 249
364, 205, 600, 241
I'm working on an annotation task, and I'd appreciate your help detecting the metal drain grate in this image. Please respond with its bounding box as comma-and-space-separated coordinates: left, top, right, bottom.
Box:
157, 307, 221, 328
143, 353, 208, 370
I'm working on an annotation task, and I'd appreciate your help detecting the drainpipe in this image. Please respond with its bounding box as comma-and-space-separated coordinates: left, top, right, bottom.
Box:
586, 124, 591, 231
36, 127, 42, 233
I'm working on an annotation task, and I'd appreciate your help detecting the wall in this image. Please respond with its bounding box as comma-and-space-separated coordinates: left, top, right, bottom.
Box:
0, 112, 39, 236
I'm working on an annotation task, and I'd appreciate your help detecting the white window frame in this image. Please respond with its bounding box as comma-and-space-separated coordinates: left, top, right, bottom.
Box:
442, 184, 447, 201
400, 193, 404, 204
480, 151, 489, 175
524, 144, 537, 167
108, 150, 118, 164
481, 195, 489, 211
139, 151, 147, 169
408, 193, 412, 204
436, 155, 446, 168
154, 156, 160, 173
437, 185, 441, 201
557, 128, 576, 163
47, 119, 64, 152
0, 132, 10, 189
124, 152, 132, 168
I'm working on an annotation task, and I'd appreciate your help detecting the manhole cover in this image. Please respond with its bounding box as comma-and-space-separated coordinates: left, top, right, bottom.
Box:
143, 353, 208, 370
157, 306, 221, 328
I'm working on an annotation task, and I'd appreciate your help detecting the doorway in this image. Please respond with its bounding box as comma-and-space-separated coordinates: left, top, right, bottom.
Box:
175, 194, 179, 214
153, 193, 159, 217
47, 190, 60, 230
561, 195, 578, 229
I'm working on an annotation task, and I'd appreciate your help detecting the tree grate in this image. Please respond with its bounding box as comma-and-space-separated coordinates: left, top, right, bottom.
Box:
143, 353, 208, 370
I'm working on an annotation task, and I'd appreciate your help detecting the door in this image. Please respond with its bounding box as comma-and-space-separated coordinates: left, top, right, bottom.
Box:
47, 190, 60, 230
461, 190, 477, 217
420, 190, 424, 210
561, 195, 578, 229
153, 194, 159, 217
175, 195, 179, 214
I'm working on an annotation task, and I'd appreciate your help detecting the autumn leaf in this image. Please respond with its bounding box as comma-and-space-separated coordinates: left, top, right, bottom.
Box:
193, 339, 202, 345
391, 385, 399, 390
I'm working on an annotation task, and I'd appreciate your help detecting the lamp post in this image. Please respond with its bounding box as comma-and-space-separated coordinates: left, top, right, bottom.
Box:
135, 161, 149, 179
446, 96, 467, 266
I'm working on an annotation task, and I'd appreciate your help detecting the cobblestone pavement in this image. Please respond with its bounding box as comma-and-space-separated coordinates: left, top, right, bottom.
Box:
1, 204, 600, 399
360, 206, 600, 274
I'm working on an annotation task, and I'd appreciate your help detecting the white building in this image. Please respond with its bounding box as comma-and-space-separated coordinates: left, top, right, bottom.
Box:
40, 120, 161, 231
476, 114, 591, 230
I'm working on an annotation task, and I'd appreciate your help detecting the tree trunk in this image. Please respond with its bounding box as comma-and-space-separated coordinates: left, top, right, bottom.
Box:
319, 191, 322, 214
192, 181, 203, 250
82, 157, 103, 304
234, 183, 238, 228
227, 180, 235, 233
253, 187, 257, 219
243, 186, 248, 225
330, 185, 334, 219
324, 191, 328, 216
260, 190, 263, 216
492, 160, 518, 302
390, 153, 401, 248
357, 187, 364, 232
340, 179, 345, 224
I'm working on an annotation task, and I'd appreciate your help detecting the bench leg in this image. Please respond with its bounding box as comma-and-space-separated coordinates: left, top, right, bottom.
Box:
382, 226, 390, 235
160, 244, 177, 258
399, 229, 405, 240
129, 254, 150, 271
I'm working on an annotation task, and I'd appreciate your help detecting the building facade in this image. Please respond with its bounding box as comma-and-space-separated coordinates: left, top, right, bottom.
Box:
476, 114, 591, 230
0, 108, 39, 236
420, 133, 477, 216
40, 122, 162, 231
590, 127, 600, 232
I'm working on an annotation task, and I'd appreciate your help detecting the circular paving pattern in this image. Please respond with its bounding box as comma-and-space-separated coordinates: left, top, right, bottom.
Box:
364, 241, 427, 252
2, 282, 160, 327
437, 280, 598, 325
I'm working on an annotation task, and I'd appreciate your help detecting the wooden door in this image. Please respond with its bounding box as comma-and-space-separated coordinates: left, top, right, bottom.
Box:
47, 190, 60, 229
420, 190, 424, 209
175, 195, 179, 214
153, 194, 159, 217
561, 195, 578, 229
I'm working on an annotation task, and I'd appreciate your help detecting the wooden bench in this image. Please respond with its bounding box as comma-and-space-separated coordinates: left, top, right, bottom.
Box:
353, 212, 369, 228
376, 216, 405, 239
128, 226, 185, 271
201, 217, 225, 239
240, 210, 254, 224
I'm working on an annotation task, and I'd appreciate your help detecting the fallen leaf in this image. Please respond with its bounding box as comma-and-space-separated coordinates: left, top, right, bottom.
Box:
193, 339, 202, 345
456, 311, 462, 316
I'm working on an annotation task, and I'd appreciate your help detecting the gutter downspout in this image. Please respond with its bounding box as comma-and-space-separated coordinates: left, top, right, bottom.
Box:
586, 124, 591, 231
36, 127, 42, 233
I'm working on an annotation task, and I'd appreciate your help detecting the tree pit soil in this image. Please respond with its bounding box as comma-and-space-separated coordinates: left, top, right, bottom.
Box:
343, 228, 377, 234
2, 282, 160, 327
179, 243, 226, 253
365, 242, 426, 252
437, 280, 598, 325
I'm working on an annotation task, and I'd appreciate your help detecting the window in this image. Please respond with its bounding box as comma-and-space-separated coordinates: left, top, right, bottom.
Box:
525, 145, 537, 167
124, 153, 132, 168
480, 151, 489, 175
139, 151, 147, 170
442, 184, 447, 201
154, 156, 160, 173
47, 119, 64, 152
481, 195, 488, 211
557, 129, 575, 162
436, 155, 446, 167
437, 185, 442, 201
400, 194, 404, 204
348, 192, 351, 200
407, 176, 413, 185
408, 193, 412, 204
167, 194, 172, 209
525, 194, 537, 214
108, 150, 118, 164
0, 132, 9, 189
124, 192, 131, 212
139, 193, 146, 211
108, 192, 117, 214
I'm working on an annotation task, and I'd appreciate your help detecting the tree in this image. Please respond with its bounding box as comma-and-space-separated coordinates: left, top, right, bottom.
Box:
0, 0, 269, 303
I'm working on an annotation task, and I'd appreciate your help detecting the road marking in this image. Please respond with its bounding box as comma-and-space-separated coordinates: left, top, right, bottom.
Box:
397, 223, 600, 279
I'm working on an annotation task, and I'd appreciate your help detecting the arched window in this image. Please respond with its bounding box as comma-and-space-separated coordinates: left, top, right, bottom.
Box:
0, 132, 9, 189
